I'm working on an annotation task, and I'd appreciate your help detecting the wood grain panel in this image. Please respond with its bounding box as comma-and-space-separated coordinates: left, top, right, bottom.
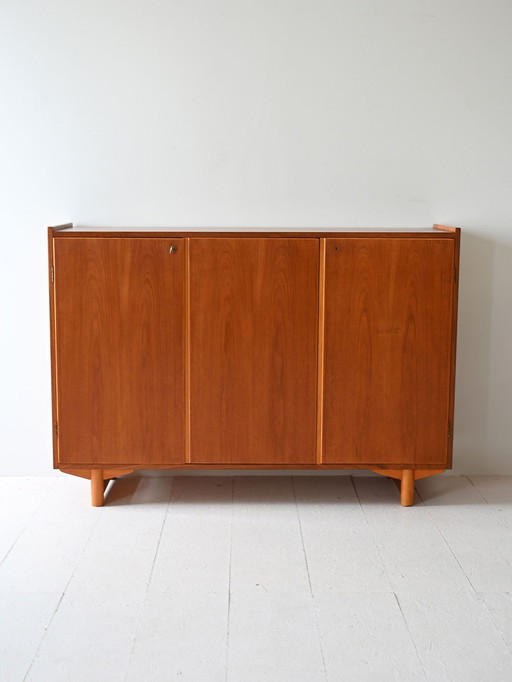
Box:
54, 238, 184, 465
189, 238, 319, 464
323, 238, 455, 466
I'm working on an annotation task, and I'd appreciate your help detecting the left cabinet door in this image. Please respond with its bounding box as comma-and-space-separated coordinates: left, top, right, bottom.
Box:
53, 238, 185, 466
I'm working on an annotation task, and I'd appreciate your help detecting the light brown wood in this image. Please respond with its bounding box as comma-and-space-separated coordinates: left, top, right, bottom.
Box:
51, 226, 457, 238
433, 223, 459, 233
447, 228, 461, 468
184, 238, 191, 464
58, 462, 448, 471
188, 238, 319, 464
371, 468, 445, 480
47, 228, 59, 468
322, 238, 455, 466
60, 467, 134, 480
316, 239, 326, 465
49, 223, 74, 231
91, 469, 104, 507
413, 469, 445, 480
53, 238, 185, 465
400, 469, 415, 506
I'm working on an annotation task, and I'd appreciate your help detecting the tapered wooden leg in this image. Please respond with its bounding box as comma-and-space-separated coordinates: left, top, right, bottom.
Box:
400, 469, 415, 506
91, 469, 104, 507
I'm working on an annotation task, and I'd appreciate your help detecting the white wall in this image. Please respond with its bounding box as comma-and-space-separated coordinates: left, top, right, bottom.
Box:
1, 0, 511, 475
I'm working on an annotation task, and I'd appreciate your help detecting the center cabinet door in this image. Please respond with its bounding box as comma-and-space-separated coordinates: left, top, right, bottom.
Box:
54, 238, 185, 466
188, 238, 319, 464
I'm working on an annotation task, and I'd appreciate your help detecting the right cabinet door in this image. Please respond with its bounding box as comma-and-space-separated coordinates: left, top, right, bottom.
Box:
322, 238, 455, 466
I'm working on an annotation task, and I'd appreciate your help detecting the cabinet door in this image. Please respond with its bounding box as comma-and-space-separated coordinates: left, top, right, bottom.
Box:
53, 238, 184, 465
322, 238, 455, 466
189, 238, 318, 464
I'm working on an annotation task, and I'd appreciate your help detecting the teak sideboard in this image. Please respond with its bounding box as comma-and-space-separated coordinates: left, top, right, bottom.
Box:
47, 224, 460, 507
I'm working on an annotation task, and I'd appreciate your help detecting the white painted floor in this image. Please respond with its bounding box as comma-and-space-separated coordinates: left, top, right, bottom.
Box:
1, 475, 512, 681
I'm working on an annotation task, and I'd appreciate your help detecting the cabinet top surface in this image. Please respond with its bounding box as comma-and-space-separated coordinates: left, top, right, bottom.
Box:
49, 225, 459, 237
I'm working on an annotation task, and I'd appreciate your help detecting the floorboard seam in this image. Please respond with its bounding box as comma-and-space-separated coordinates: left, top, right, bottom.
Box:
348, 476, 394, 592
417, 480, 512, 658
415, 484, 480, 595
467, 475, 512, 529
349, 476, 429, 681
0, 478, 59, 569
21, 494, 102, 681
225, 477, 234, 682
475, 591, 512, 655
292, 476, 328, 681
123, 476, 176, 682
393, 592, 428, 682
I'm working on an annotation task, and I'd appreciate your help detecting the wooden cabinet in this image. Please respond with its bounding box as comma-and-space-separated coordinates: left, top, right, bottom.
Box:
48, 225, 460, 506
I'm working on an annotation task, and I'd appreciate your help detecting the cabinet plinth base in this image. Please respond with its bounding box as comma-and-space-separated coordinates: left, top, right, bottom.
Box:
370, 468, 446, 506
59, 466, 445, 507
59, 467, 135, 507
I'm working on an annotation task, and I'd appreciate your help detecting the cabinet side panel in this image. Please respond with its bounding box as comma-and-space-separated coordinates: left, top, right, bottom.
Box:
323, 238, 455, 466
189, 238, 319, 464
54, 238, 185, 465
447, 228, 461, 467
48, 228, 59, 467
